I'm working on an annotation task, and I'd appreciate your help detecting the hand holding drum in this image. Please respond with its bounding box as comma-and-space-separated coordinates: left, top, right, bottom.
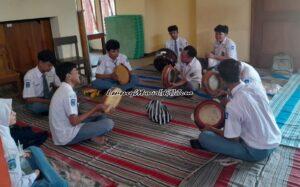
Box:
113, 64, 131, 85
161, 65, 178, 88
111, 72, 119, 81
94, 103, 109, 113
103, 87, 123, 113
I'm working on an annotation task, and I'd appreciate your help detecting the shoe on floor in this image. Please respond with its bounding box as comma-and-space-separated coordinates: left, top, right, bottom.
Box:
190, 139, 203, 149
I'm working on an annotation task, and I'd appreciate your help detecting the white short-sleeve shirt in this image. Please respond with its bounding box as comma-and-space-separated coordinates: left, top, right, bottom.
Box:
240, 61, 261, 84
49, 82, 83, 145
224, 82, 282, 149
165, 37, 188, 58
239, 61, 266, 94
23, 66, 61, 98
213, 37, 237, 60
175, 57, 202, 84
95, 54, 132, 75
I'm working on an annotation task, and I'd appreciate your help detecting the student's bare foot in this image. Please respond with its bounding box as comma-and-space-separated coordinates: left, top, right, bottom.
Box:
35, 169, 40, 177
91, 136, 108, 145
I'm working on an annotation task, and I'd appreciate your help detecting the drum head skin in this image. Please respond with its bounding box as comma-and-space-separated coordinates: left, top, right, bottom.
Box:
162, 65, 176, 88
104, 87, 123, 113
202, 71, 222, 96
114, 64, 131, 85
194, 100, 225, 129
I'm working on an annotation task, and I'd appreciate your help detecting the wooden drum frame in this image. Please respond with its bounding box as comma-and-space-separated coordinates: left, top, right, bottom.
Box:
193, 100, 225, 129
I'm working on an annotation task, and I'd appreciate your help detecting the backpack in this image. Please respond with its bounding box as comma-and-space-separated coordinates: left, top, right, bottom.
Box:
10, 126, 48, 148
146, 100, 171, 125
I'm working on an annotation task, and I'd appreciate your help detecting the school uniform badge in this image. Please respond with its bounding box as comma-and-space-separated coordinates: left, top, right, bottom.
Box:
25, 81, 30, 88
71, 99, 76, 106
7, 156, 17, 170
225, 112, 228, 119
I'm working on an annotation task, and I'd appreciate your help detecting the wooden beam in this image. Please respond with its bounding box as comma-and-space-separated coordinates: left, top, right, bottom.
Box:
77, 10, 92, 83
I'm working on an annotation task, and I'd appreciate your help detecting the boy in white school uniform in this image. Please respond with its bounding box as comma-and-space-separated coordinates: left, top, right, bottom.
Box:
239, 61, 267, 94
205, 25, 237, 69
190, 59, 281, 162
165, 25, 188, 59
92, 39, 138, 91
23, 50, 61, 115
239, 61, 262, 85
217, 61, 264, 97
170, 45, 202, 92
49, 62, 114, 146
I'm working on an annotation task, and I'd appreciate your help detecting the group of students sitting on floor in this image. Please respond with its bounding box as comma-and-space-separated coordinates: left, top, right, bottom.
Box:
0, 23, 282, 187
190, 59, 281, 162
165, 24, 237, 68
1, 47, 122, 186
161, 24, 262, 93
166, 24, 281, 162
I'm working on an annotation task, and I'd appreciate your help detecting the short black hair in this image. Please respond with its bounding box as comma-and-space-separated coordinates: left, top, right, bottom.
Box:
38, 50, 56, 64
168, 25, 178, 32
105, 39, 120, 51
217, 59, 240, 83
55, 62, 77, 82
183, 45, 197, 58
214, 25, 229, 34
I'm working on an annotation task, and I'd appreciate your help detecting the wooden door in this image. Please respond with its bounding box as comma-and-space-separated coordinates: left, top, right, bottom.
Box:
0, 18, 53, 75
251, 0, 300, 70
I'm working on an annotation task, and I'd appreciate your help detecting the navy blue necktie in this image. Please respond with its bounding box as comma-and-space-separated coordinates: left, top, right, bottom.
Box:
174, 40, 178, 57
42, 74, 51, 99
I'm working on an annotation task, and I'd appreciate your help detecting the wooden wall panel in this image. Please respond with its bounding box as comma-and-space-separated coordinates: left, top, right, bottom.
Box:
0, 25, 6, 45
4, 22, 34, 74
251, 0, 300, 69
261, 22, 287, 54
264, 0, 300, 12
1, 18, 53, 75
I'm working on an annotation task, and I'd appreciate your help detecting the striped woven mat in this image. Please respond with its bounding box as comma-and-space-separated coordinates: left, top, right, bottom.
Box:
134, 66, 300, 186
180, 145, 300, 187
137, 66, 300, 148
14, 99, 214, 186
12, 70, 216, 187
12, 65, 300, 186
270, 74, 300, 148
